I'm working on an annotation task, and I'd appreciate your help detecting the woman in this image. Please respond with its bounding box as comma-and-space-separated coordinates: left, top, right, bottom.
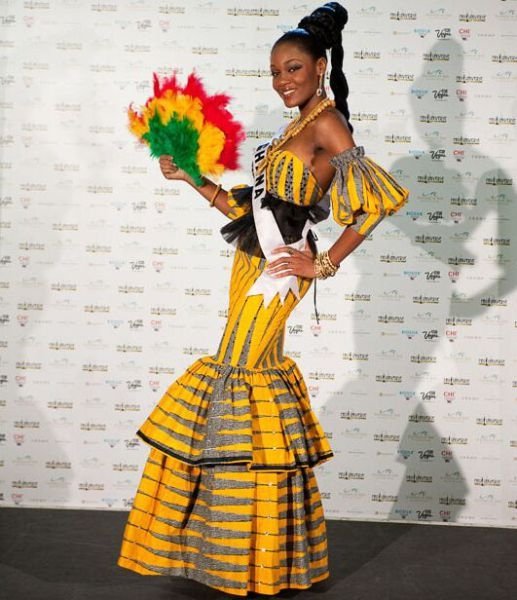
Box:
118, 2, 408, 596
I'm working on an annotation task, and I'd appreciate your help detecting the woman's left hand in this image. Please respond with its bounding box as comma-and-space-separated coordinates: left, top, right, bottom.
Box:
265, 246, 316, 279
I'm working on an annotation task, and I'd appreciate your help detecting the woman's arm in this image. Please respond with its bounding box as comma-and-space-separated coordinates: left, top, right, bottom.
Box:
266, 226, 366, 280
158, 155, 234, 217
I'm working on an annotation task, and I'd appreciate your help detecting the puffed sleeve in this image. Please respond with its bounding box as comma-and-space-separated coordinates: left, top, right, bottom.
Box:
329, 146, 409, 236
226, 184, 252, 220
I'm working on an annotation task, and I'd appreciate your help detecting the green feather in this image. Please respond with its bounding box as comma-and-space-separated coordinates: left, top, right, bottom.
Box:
143, 113, 203, 186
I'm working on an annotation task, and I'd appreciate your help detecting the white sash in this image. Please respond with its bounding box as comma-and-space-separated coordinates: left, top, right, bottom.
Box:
246, 141, 312, 307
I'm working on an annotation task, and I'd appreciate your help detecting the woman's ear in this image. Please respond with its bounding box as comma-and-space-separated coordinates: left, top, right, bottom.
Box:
316, 57, 327, 76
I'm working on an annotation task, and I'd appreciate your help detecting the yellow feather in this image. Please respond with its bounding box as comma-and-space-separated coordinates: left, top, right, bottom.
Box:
197, 123, 225, 173
128, 108, 150, 138
154, 92, 204, 131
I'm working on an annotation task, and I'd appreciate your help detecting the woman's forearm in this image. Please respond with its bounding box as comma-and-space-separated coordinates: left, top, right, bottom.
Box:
185, 176, 233, 217
327, 226, 366, 266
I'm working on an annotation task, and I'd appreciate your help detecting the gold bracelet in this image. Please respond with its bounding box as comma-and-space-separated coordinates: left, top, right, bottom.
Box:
209, 184, 222, 206
313, 250, 340, 279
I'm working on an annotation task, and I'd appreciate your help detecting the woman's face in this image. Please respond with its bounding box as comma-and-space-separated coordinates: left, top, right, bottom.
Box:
270, 41, 325, 110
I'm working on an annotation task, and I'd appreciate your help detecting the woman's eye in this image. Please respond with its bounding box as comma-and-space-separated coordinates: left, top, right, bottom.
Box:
288, 65, 301, 72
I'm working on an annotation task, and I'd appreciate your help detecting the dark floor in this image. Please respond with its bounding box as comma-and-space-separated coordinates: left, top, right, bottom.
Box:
0, 507, 515, 600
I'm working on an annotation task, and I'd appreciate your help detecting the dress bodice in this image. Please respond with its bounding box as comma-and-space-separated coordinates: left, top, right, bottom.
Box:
265, 149, 324, 207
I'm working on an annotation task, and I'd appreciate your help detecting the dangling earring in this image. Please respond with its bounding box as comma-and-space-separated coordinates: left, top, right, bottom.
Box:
316, 72, 324, 97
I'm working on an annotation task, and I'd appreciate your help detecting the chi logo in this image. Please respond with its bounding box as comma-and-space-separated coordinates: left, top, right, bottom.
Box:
17, 315, 29, 327
444, 391, 455, 402
441, 449, 453, 462
150, 320, 162, 332
13, 433, 25, 446
459, 28, 471, 41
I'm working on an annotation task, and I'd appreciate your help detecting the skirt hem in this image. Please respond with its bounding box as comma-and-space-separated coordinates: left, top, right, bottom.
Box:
117, 555, 330, 597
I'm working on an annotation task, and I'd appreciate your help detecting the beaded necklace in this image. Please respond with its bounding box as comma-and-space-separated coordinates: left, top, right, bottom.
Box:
256, 97, 335, 173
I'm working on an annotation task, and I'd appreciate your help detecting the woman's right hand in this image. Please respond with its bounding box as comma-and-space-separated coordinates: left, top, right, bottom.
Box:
158, 155, 189, 182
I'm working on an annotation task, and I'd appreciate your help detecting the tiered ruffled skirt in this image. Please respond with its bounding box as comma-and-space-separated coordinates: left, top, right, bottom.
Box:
118, 355, 333, 596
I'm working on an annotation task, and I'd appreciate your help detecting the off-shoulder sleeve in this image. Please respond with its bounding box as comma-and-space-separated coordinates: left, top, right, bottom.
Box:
329, 146, 409, 236
226, 184, 252, 220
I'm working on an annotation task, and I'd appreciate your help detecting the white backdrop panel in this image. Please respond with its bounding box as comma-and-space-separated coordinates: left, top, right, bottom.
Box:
0, 0, 516, 527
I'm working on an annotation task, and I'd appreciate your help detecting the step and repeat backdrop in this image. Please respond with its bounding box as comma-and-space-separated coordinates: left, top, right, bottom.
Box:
0, 0, 516, 527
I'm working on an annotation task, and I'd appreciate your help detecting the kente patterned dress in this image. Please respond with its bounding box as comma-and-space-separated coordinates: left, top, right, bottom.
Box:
117, 145, 408, 596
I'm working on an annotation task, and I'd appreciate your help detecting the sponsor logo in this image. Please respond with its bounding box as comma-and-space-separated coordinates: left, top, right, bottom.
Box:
373, 432, 400, 441
385, 134, 412, 143
78, 482, 105, 491
474, 478, 501, 487
372, 493, 399, 502
408, 413, 435, 423
378, 314, 404, 324
342, 352, 369, 361
394, 508, 413, 519
480, 297, 507, 307
417, 175, 444, 184
486, 176, 513, 186
227, 7, 279, 17
340, 410, 367, 420
406, 473, 433, 483
380, 255, 406, 263
476, 416, 503, 426
45, 461, 71, 469
338, 472, 365, 480
415, 235, 442, 244
353, 50, 381, 60
351, 112, 378, 121
441, 435, 468, 444
308, 372, 335, 381
459, 13, 486, 23
492, 54, 517, 64
413, 295, 439, 304
344, 293, 371, 302
12, 480, 38, 489
390, 11, 417, 20
488, 116, 516, 126
434, 28, 452, 40
80, 422, 107, 432
416, 509, 434, 520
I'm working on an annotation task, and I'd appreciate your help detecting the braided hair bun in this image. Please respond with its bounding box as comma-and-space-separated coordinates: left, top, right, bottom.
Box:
298, 2, 348, 50
273, 2, 353, 132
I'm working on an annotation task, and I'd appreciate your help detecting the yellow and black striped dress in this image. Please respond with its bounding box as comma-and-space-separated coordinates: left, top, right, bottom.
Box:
118, 146, 408, 596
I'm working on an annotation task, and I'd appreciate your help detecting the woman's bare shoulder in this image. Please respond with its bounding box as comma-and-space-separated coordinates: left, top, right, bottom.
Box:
314, 107, 355, 154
